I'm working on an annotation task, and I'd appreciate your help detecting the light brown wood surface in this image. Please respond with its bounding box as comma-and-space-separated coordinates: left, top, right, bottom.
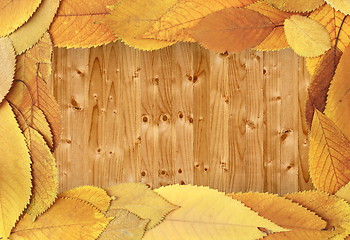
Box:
51, 41, 313, 195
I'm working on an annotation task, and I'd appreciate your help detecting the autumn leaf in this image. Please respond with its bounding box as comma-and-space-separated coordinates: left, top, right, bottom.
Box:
106, 183, 178, 229
8, 0, 60, 55
325, 0, 350, 15
99, 209, 149, 240
264, 0, 325, 12
0, 0, 42, 37
143, 185, 287, 240
336, 181, 350, 202
309, 110, 350, 193
10, 198, 110, 240
189, 8, 275, 53
229, 192, 335, 239
143, 0, 257, 42
0, 37, 16, 104
0, 100, 32, 239
23, 127, 58, 219
49, 0, 119, 48
103, 0, 177, 50
305, 47, 342, 128
285, 191, 350, 240
59, 186, 111, 213
284, 15, 331, 57
325, 45, 350, 141
246, 1, 294, 51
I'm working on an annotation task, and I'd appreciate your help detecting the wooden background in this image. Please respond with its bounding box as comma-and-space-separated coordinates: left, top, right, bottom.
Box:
50, 41, 313, 195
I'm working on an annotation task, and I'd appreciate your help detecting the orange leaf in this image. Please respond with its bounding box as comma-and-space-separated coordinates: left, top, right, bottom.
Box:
246, 1, 294, 51
285, 191, 350, 239
309, 110, 350, 194
325, 45, 350, 141
143, 0, 257, 42
0, 0, 42, 37
190, 8, 275, 53
50, 0, 119, 48
229, 192, 335, 239
305, 47, 342, 128
264, 0, 325, 12
0, 37, 16, 104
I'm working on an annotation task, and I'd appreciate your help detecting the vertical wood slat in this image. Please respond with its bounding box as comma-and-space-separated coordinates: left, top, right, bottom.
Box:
51, 41, 312, 195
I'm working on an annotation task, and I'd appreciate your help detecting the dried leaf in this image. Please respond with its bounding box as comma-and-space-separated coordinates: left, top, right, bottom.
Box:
264, 0, 325, 12
284, 15, 331, 57
229, 192, 335, 239
23, 127, 58, 219
190, 8, 275, 53
336, 181, 350, 202
10, 198, 110, 240
325, 45, 350, 140
309, 110, 350, 193
143, 0, 257, 42
0, 0, 42, 37
143, 185, 287, 240
0, 100, 31, 239
8, 0, 60, 55
59, 186, 111, 213
305, 47, 342, 128
103, 0, 177, 50
0, 37, 16, 104
50, 0, 119, 48
106, 183, 178, 229
285, 191, 350, 240
325, 0, 350, 15
99, 209, 149, 240
246, 1, 294, 51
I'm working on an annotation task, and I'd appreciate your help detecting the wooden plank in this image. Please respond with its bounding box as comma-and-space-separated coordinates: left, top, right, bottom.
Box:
245, 50, 264, 192
263, 51, 281, 194
172, 43, 194, 186
279, 49, 300, 195
192, 44, 211, 187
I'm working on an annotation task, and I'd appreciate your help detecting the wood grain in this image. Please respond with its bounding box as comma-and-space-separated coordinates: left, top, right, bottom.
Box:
51, 42, 313, 194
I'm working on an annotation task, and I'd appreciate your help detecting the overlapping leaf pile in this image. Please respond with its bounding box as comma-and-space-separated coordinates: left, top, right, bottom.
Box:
1, 0, 350, 239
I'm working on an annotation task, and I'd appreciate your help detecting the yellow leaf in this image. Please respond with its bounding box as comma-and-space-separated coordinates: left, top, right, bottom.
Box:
285, 191, 350, 240
0, 37, 16, 104
8, 0, 60, 55
59, 186, 111, 213
0, 100, 31, 239
10, 198, 110, 240
106, 183, 178, 229
309, 110, 350, 193
325, 0, 350, 15
305, 48, 342, 128
103, 0, 177, 50
23, 127, 58, 219
143, 0, 257, 42
336, 181, 350, 202
229, 192, 335, 239
264, 0, 325, 12
49, 0, 119, 48
99, 209, 149, 240
190, 8, 275, 53
325, 45, 350, 141
284, 15, 331, 57
143, 185, 287, 240
0, 0, 42, 37
246, 1, 294, 51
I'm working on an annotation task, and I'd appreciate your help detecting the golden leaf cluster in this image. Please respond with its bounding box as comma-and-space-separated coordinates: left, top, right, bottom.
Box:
0, 0, 350, 239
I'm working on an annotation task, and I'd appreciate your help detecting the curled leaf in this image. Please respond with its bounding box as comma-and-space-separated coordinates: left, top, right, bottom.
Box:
0, 37, 16, 104
284, 15, 331, 57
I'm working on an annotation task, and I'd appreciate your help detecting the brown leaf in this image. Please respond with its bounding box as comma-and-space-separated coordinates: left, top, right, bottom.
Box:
49, 0, 119, 48
325, 45, 350, 140
305, 47, 342, 128
309, 110, 350, 194
190, 8, 275, 53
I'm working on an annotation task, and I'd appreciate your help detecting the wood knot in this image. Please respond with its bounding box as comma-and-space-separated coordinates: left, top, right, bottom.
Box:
178, 112, 184, 119
142, 115, 149, 123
